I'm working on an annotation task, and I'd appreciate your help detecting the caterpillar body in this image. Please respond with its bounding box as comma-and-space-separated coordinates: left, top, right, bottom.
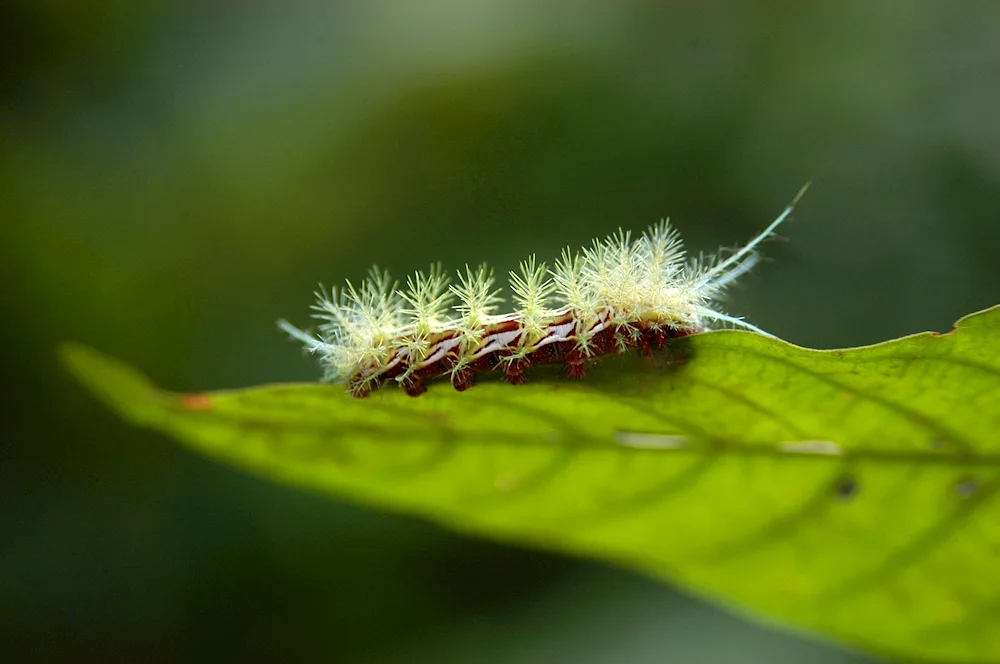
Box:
280, 186, 808, 398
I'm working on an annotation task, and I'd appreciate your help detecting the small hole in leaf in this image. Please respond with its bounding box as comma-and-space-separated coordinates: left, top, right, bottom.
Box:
954, 477, 980, 499
834, 476, 858, 501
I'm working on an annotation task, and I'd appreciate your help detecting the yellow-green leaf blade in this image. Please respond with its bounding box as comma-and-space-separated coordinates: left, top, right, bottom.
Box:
62, 305, 1000, 662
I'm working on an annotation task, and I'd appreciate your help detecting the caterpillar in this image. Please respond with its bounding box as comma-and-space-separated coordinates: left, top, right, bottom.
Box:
279, 185, 808, 398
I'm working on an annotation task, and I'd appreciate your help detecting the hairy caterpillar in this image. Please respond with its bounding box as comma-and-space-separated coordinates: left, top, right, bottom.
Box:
280, 185, 808, 398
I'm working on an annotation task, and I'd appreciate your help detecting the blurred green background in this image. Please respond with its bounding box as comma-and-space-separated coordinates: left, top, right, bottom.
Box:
4, 2, 999, 662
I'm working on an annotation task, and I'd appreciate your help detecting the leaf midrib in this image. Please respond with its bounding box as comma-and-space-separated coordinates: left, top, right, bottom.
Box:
164, 403, 1000, 467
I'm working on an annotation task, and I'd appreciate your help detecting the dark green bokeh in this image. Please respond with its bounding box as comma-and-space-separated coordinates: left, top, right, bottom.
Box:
5, 3, 998, 662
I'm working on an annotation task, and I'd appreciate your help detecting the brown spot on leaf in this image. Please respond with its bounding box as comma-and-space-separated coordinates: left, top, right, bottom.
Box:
180, 393, 213, 411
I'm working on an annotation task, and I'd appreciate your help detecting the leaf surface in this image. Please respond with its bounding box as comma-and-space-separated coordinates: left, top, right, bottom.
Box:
63, 305, 1000, 662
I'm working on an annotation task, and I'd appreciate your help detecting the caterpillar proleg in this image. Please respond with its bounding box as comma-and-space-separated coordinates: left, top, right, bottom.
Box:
280, 185, 809, 397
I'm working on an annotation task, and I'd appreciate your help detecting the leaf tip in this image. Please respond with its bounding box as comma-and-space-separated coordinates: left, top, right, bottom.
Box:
58, 342, 166, 425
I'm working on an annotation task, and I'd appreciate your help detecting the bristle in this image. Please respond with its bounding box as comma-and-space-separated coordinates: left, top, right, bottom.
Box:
640, 220, 686, 282
451, 263, 503, 350
399, 263, 453, 335
509, 255, 555, 345
551, 247, 594, 314
281, 188, 806, 395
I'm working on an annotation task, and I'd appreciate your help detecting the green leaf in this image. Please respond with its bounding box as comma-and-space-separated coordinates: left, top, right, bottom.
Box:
62, 305, 1000, 662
